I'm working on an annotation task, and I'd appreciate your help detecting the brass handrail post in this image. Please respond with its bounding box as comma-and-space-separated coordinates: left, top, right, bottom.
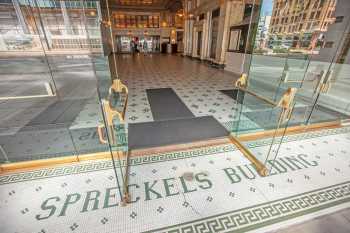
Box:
228, 135, 268, 176
232, 73, 269, 176
231, 74, 298, 177
263, 87, 297, 168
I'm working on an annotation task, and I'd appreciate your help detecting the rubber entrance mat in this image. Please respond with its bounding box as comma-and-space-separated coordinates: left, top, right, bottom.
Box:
128, 116, 229, 150
129, 88, 229, 150
146, 88, 194, 121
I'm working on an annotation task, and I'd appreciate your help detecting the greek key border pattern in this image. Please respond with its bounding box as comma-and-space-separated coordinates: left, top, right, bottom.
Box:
1, 126, 349, 185
144, 182, 350, 233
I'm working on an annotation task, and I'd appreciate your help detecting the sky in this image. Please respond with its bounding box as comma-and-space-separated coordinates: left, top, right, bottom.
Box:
261, 0, 274, 16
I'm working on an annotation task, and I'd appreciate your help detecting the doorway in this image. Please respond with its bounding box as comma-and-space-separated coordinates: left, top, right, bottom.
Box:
197, 31, 202, 57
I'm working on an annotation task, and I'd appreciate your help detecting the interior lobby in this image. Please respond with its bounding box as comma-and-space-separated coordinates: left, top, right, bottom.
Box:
1, 0, 350, 232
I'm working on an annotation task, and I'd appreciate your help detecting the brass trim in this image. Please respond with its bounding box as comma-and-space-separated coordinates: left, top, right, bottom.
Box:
0, 138, 230, 175
228, 134, 268, 176
0, 152, 110, 174
0, 121, 342, 175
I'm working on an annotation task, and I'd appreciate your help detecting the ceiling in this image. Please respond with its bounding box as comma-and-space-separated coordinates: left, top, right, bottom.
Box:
111, 0, 183, 12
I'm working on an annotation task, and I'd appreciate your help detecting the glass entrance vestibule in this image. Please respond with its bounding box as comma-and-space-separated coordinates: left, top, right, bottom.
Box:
0, 0, 349, 208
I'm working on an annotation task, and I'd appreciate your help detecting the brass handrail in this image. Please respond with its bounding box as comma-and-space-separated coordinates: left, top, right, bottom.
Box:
109, 79, 129, 119
97, 79, 128, 145
232, 74, 297, 176
238, 87, 277, 106
229, 135, 268, 176
97, 99, 124, 144
234, 74, 277, 107
97, 79, 130, 205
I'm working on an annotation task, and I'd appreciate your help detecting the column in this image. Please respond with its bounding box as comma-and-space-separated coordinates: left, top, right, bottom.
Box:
202, 11, 211, 59
216, 0, 232, 64
184, 18, 194, 56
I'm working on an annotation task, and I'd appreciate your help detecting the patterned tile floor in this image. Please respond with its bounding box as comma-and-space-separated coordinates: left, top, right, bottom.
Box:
118, 54, 240, 124
71, 54, 245, 127
1, 126, 350, 233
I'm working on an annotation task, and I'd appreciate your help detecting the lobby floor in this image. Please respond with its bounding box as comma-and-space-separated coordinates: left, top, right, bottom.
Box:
1, 126, 350, 233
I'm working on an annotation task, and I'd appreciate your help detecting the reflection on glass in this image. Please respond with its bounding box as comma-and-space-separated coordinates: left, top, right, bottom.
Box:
231, 0, 350, 175
0, 0, 110, 164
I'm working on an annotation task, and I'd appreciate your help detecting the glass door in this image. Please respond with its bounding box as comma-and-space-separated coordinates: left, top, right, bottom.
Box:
94, 0, 130, 205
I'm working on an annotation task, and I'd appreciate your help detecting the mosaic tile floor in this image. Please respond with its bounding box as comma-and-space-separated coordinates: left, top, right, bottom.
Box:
1, 126, 350, 233
70, 54, 246, 127
119, 55, 239, 124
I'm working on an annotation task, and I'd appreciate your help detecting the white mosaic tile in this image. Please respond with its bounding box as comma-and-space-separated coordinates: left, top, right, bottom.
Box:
1, 128, 350, 233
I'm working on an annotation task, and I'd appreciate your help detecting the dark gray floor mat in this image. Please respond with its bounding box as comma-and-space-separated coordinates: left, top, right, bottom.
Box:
128, 116, 229, 150
147, 88, 194, 121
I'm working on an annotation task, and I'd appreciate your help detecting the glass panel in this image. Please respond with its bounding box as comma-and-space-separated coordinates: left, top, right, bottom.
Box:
231, 2, 268, 136
0, 1, 112, 164
262, 0, 350, 172
301, 0, 350, 125
231, 0, 350, 175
